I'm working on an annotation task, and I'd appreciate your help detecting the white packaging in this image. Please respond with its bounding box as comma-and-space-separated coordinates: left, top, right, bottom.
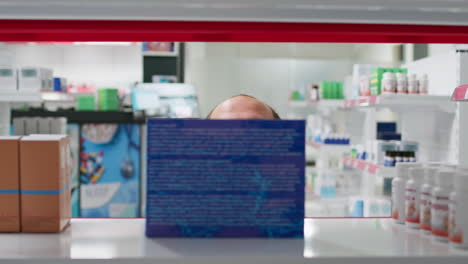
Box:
449, 171, 468, 249
392, 163, 421, 224
38, 118, 51, 134
419, 74, 429, 94
396, 73, 408, 94
375, 140, 399, 165
408, 74, 418, 94
405, 167, 425, 228
431, 169, 455, 242
50, 117, 67, 135
420, 166, 439, 233
382, 72, 396, 94
12, 118, 26, 136
18, 67, 53, 92
24, 117, 38, 135
0, 67, 17, 91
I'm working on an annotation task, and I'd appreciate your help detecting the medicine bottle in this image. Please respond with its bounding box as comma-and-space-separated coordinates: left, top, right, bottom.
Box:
392, 163, 421, 224
449, 171, 468, 249
407, 74, 418, 94
431, 169, 455, 242
405, 167, 425, 228
382, 72, 396, 94
396, 73, 408, 94
420, 166, 439, 233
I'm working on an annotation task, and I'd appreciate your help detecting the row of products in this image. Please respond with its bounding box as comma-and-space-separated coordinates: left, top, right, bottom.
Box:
0, 136, 71, 233
319, 81, 344, 100
391, 162, 468, 249
383, 151, 417, 167
353, 65, 429, 97
321, 134, 351, 145
289, 81, 344, 102
13, 117, 67, 136
76, 88, 120, 111
0, 67, 67, 92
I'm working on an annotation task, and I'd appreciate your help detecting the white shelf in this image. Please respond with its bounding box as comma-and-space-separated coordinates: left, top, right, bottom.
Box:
289, 100, 344, 109
41, 92, 75, 102
0, 218, 467, 264
0, 91, 42, 102
343, 94, 455, 112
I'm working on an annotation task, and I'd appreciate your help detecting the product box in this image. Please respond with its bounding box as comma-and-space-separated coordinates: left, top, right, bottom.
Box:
0, 67, 18, 91
0, 137, 21, 232
146, 119, 305, 238
20, 135, 71, 232
18, 67, 53, 92
80, 124, 141, 217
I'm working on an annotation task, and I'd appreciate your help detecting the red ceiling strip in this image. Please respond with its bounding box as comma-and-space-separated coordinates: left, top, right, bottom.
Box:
1, 19, 468, 43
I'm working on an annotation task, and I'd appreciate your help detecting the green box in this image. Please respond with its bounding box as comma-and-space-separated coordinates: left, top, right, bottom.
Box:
98, 88, 119, 111
77, 95, 95, 111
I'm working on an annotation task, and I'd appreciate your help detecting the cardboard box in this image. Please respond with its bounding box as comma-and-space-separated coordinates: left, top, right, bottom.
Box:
20, 135, 71, 233
0, 136, 21, 232
0, 67, 17, 91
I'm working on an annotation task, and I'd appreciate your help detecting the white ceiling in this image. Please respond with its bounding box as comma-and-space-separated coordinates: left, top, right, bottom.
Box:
1, 0, 468, 25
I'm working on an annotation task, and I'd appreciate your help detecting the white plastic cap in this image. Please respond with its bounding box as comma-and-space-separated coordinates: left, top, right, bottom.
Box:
455, 171, 468, 191
424, 167, 438, 184
396, 162, 421, 179
409, 167, 425, 182
435, 169, 455, 187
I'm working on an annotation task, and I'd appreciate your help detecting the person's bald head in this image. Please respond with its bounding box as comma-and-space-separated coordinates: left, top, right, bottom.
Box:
207, 95, 280, 120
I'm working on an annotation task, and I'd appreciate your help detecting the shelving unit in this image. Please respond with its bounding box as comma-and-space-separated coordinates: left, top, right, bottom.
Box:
343, 94, 455, 112
0, 218, 467, 264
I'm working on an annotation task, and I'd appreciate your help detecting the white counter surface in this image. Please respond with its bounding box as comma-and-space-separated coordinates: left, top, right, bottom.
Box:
0, 218, 467, 264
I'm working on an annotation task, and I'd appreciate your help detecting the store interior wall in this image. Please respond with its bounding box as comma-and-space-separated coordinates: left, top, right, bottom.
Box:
0, 43, 142, 91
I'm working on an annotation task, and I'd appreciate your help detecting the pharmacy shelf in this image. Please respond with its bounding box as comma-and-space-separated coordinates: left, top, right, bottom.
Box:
343, 156, 382, 175
343, 94, 455, 112
0, 219, 467, 264
289, 100, 344, 109
0, 91, 42, 102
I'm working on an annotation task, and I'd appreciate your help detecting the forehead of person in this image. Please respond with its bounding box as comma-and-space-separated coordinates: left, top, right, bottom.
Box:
209, 95, 275, 120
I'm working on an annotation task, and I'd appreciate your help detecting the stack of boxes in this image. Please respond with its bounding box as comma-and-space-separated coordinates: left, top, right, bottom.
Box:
0, 135, 71, 233
98, 88, 120, 111
0, 67, 56, 93
319, 81, 344, 99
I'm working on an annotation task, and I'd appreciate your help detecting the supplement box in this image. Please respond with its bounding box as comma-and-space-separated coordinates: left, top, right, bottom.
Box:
20, 135, 71, 232
146, 119, 305, 238
0, 137, 21, 232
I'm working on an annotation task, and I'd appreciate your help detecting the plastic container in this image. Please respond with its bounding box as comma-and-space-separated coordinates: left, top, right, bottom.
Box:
396, 73, 408, 94
392, 163, 421, 224
405, 167, 425, 228
449, 171, 468, 249
431, 169, 455, 242
419, 74, 429, 94
420, 166, 439, 233
382, 72, 396, 94
407, 74, 418, 94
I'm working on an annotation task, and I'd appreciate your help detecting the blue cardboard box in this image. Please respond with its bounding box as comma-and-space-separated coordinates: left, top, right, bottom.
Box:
146, 119, 305, 238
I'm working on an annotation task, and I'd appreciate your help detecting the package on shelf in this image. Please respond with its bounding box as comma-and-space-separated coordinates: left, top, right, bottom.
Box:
0, 136, 21, 232
13, 117, 68, 136
349, 196, 391, 217
319, 81, 344, 100
370, 68, 407, 96
0, 67, 17, 91
18, 67, 53, 92
19, 135, 71, 233
352, 64, 377, 98
53, 77, 67, 92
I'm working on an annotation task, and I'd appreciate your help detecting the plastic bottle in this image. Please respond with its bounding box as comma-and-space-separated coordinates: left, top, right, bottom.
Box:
396, 73, 408, 94
449, 171, 468, 249
431, 169, 455, 242
407, 74, 418, 94
420, 166, 439, 233
382, 72, 396, 94
392, 163, 421, 224
406, 167, 425, 228
419, 74, 429, 94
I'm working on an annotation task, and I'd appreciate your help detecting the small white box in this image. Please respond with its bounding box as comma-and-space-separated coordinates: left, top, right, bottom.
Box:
25, 118, 38, 135
0, 67, 17, 91
50, 117, 67, 135
13, 118, 26, 136
38, 118, 51, 134
18, 67, 53, 92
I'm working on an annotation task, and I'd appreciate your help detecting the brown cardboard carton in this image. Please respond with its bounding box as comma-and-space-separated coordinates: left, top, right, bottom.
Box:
20, 135, 71, 233
0, 136, 21, 232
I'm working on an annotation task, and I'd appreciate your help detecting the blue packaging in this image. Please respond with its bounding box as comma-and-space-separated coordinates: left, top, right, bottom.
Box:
80, 123, 141, 217
377, 122, 397, 135
146, 119, 305, 238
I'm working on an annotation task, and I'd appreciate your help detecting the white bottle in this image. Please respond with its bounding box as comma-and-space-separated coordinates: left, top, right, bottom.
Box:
419, 74, 429, 94
449, 171, 468, 249
407, 74, 418, 94
382, 72, 396, 94
396, 73, 408, 94
420, 166, 439, 233
405, 167, 425, 228
392, 163, 421, 224
431, 169, 455, 242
